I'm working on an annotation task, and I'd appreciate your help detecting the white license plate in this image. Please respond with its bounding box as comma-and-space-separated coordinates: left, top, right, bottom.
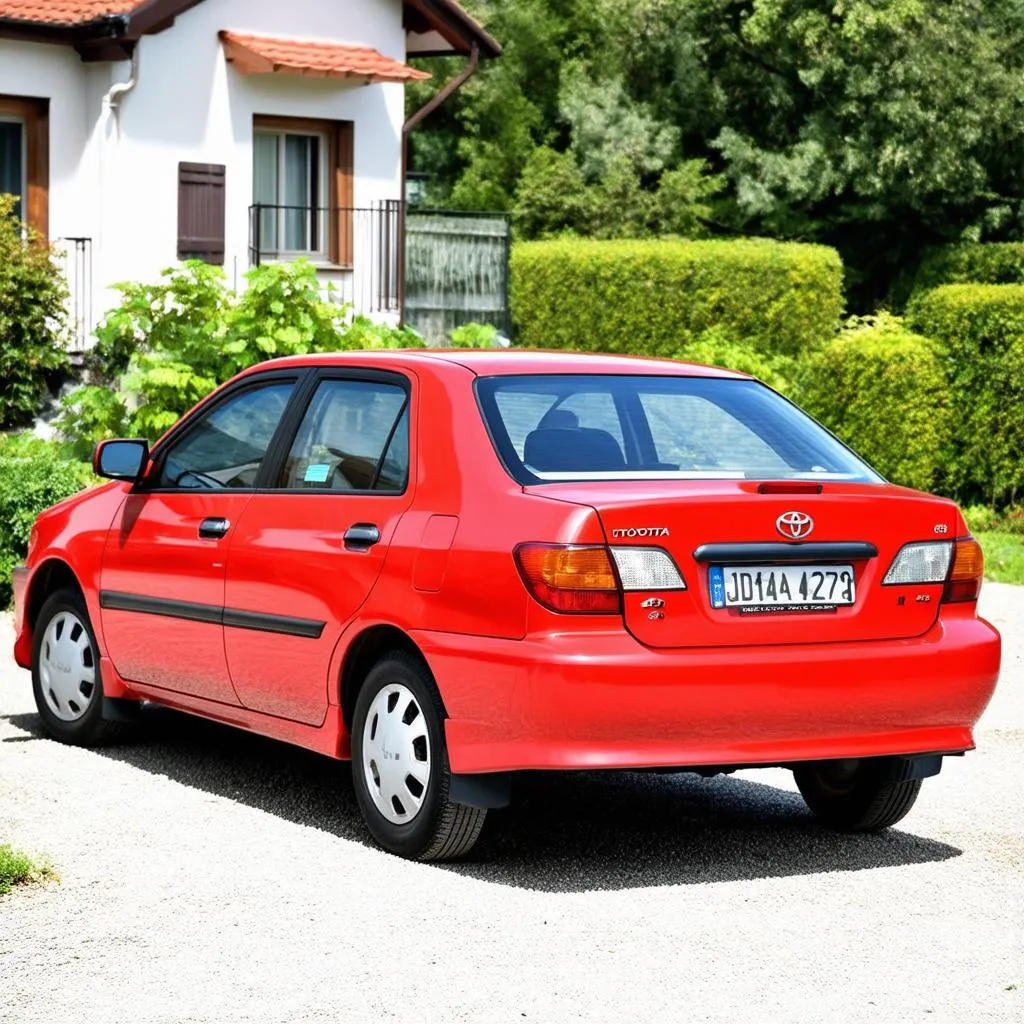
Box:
709, 564, 855, 613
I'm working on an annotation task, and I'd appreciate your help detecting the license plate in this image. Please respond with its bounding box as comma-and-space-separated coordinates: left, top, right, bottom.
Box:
708, 564, 855, 613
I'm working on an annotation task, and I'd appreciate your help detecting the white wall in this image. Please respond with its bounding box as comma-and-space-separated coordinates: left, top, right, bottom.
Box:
2, 0, 410, 339
106, 0, 408, 301
0, 39, 96, 241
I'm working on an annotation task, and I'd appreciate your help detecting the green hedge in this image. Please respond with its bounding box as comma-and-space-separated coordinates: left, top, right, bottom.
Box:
914, 243, 1024, 292
908, 284, 1024, 505
799, 316, 951, 493
510, 238, 844, 358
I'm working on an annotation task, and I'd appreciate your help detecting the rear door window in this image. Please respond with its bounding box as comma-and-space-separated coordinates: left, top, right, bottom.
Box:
277, 378, 409, 492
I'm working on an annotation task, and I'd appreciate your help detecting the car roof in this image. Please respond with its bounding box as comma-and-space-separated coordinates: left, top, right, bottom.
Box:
243, 348, 751, 379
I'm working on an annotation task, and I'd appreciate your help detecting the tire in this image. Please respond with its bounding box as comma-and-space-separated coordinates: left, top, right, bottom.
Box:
351, 651, 486, 861
31, 589, 130, 746
793, 757, 923, 833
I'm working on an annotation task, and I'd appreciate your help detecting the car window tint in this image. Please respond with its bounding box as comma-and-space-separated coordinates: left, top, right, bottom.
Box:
279, 379, 409, 491
494, 389, 625, 460
156, 382, 294, 490
640, 393, 790, 474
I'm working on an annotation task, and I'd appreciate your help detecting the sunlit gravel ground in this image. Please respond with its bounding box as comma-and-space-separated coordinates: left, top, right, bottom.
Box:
1, 586, 1021, 1024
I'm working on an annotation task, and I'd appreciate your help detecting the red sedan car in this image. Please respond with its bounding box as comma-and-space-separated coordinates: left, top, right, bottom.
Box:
12, 351, 1001, 860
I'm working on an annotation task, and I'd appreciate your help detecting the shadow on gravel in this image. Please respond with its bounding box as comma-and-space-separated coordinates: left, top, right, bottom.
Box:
2, 707, 962, 893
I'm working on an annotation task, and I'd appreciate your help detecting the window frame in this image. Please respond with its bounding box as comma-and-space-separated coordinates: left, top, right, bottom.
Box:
264, 368, 414, 497
252, 115, 354, 267
139, 371, 308, 494
0, 94, 48, 238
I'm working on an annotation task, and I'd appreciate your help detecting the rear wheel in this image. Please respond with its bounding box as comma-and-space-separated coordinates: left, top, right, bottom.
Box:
351, 652, 486, 861
31, 589, 129, 746
794, 757, 922, 832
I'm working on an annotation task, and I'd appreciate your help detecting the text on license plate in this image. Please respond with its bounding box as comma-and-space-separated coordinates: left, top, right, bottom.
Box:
708, 564, 856, 612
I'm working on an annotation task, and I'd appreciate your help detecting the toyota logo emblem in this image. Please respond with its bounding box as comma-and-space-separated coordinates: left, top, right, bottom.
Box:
777, 511, 814, 540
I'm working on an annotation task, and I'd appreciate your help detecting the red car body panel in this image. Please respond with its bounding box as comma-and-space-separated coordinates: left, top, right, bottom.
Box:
12, 350, 1001, 778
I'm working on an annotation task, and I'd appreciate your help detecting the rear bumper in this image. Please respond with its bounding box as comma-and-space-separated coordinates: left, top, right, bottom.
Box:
412, 611, 1001, 774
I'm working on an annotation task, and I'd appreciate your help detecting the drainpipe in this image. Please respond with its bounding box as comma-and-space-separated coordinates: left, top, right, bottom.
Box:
398, 42, 480, 327
103, 42, 140, 140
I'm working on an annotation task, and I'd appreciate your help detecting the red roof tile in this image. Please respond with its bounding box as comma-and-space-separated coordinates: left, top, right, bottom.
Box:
219, 31, 431, 84
0, 1, 137, 25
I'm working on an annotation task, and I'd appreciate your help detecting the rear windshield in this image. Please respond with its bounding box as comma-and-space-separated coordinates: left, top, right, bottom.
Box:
476, 374, 882, 484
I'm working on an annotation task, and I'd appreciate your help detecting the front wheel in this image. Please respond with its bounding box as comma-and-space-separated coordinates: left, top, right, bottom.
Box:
793, 757, 922, 832
31, 589, 129, 746
351, 652, 486, 861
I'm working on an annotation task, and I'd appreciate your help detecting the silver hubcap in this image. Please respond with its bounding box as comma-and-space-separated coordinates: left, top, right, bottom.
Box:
38, 610, 97, 722
362, 683, 431, 825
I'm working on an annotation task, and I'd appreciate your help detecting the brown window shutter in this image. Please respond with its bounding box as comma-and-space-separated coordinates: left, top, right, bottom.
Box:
177, 162, 226, 264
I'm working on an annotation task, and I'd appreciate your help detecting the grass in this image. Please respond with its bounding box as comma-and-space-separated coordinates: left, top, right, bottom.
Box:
976, 531, 1024, 586
0, 843, 58, 896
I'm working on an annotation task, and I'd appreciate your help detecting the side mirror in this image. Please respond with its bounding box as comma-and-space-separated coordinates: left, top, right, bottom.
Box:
93, 439, 150, 482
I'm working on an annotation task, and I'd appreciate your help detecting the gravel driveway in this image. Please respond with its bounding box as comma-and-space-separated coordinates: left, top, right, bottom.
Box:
1, 587, 1021, 1024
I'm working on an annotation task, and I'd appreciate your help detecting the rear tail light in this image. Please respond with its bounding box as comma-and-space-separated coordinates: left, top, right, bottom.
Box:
609, 547, 686, 591
514, 544, 621, 614
943, 538, 984, 603
883, 542, 953, 585
881, 538, 984, 603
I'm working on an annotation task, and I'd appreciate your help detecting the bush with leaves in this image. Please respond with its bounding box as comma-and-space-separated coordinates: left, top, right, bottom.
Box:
679, 328, 796, 395
511, 237, 843, 358
57, 260, 423, 458
0, 435, 95, 606
0, 194, 71, 429
798, 314, 952, 492
908, 284, 1024, 505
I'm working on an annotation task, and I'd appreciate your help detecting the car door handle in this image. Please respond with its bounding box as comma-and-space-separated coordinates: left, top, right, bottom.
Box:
198, 517, 231, 540
343, 523, 381, 550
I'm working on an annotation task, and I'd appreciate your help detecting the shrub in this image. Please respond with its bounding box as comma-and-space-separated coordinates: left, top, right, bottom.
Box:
908, 284, 1024, 505
798, 315, 952, 492
58, 260, 424, 458
914, 243, 1024, 293
0, 435, 94, 606
676, 327, 797, 395
510, 238, 843, 358
0, 194, 71, 428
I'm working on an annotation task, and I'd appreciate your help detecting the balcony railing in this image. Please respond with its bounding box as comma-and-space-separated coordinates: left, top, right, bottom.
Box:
54, 236, 93, 354
248, 202, 402, 315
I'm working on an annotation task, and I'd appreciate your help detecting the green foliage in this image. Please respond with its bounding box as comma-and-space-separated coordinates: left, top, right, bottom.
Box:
449, 322, 500, 348
510, 238, 843, 357
0, 843, 57, 896
0, 195, 71, 428
0, 435, 95, 606
909, 244, 1024, 299
679, 328, 796, 395
412, 1, 1024, 308
798, 314, 951, 492
908, 284, 1024, 505
57, 260, 424, 459
975, 532, 1024, 586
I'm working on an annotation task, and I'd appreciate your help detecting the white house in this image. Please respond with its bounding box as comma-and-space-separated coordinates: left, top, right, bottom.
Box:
0, 0, 500, 347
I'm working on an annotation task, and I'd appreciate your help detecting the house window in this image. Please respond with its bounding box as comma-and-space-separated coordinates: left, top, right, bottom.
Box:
0, 117, 25, 220
0, 95, 47, 236
252, 116, 353, 265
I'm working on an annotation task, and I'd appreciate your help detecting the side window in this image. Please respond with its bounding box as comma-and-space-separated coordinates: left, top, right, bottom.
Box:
156, 382, 295, 489
279, 379, 409, 492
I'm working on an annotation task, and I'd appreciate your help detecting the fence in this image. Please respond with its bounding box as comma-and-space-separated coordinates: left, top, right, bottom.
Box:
404, 209, 511, 344
249, 202, 402, 314
54, 236, 92, 354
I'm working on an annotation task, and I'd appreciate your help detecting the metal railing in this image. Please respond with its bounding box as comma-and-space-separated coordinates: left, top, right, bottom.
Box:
54, 236, 93, 353
248, 202, 402, 314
